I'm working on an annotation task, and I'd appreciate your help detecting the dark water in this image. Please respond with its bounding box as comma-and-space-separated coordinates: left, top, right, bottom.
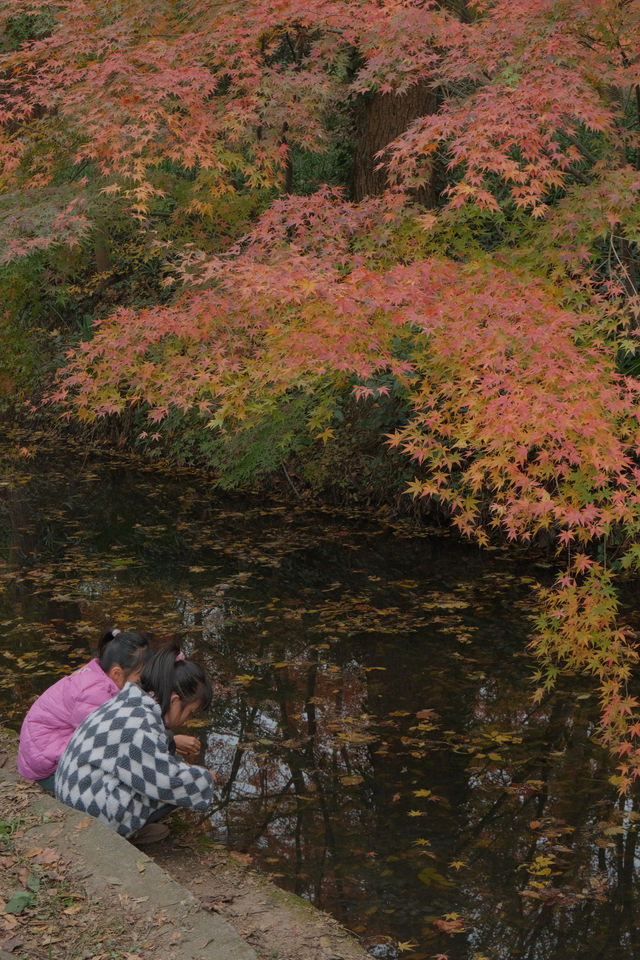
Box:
1, 433, 639, 960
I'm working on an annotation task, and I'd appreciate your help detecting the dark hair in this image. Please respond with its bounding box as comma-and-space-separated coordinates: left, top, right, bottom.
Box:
139, 642, 212, 717
98, 628, 149, 676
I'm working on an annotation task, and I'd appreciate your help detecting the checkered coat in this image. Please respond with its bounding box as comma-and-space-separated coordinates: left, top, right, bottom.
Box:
55, 682, 214, 837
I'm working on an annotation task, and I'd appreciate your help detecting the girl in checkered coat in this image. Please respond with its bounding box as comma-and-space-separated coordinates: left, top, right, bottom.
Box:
55, 643, 216, 841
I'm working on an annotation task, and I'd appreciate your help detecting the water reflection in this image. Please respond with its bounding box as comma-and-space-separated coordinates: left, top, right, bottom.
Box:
1, 436, 640, 958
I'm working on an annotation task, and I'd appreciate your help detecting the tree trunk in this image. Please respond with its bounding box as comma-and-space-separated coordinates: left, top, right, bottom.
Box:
95, 232, 111, 273
351, 81, 438, 203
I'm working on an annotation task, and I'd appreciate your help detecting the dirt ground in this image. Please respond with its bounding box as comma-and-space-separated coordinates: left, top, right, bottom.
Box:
0, 730, 370, 960
150, 827, 368, 960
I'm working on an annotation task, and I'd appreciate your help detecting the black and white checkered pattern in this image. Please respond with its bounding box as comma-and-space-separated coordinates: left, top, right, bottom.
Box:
55, 682, 214, 837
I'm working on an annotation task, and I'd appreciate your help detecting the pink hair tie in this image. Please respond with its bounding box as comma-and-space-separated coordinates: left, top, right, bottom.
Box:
112, 628, 121, 636
175, 650, 186, 662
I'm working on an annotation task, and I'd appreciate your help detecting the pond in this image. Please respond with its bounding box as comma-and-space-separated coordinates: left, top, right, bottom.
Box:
1, 429, 640, 960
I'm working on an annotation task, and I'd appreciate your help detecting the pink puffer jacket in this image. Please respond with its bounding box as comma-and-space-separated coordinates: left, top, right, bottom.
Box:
18, 659, 118, 780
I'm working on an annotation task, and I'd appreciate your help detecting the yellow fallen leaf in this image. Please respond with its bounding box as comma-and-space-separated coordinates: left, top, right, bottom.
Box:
74, 817, 92, 830
32, 848, 59, 864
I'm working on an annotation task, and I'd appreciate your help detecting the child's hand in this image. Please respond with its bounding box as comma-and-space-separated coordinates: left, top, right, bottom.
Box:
174, 734, 201, 762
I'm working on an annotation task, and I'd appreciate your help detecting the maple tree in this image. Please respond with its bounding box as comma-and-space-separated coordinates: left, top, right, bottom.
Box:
2, 0, 640, 778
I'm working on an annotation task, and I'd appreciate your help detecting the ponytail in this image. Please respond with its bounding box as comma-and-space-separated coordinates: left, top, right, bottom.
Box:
98, 628, 149, 677
139, 642, 212, 716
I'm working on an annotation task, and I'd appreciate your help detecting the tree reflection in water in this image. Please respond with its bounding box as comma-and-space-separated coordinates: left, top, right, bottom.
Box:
182, 592, 640, 960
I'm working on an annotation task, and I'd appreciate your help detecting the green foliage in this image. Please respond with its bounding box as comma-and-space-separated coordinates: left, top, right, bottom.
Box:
156, 394, 318, 489
132, 374, 410, 502
290, 141, 354, 195
0, 9, 55, 52
0, 316, 46, 405
298, 395, 415, 503
0, 816, 21, 836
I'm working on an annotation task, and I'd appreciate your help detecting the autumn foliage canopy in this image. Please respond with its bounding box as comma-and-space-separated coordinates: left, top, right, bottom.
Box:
2, 0, 640, 781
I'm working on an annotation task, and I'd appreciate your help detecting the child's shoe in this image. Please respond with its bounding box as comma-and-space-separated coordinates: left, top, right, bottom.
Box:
130, 822, 170, 845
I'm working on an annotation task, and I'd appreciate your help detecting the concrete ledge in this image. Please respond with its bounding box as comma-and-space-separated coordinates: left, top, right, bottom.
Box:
0, 767, 257, 960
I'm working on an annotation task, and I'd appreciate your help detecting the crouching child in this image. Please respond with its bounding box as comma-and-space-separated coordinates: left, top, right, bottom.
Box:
55, 643, 216, 843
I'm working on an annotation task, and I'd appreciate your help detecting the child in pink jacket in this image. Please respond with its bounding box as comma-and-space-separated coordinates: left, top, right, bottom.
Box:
18, 629, 149, 790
